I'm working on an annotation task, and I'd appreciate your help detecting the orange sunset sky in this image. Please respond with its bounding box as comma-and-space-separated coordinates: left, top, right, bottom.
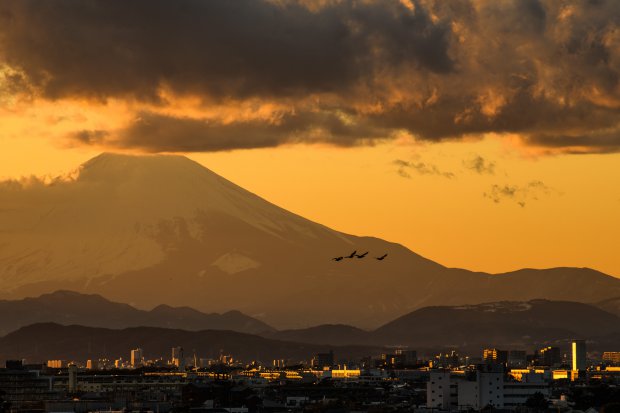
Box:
1, 0, 619, 277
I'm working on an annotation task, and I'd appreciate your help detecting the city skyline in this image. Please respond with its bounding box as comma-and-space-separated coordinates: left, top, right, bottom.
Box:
1, 330, 618, 412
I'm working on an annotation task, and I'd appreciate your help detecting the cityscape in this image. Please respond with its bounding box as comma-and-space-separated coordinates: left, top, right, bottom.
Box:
2, 0, 620, 412
1, 340, 620, 412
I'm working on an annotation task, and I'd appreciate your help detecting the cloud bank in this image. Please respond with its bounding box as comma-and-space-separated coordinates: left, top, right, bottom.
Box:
2, 0, 620, 153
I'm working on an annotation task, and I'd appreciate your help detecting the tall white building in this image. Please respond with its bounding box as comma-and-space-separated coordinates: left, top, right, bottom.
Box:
572, 340, 586, 371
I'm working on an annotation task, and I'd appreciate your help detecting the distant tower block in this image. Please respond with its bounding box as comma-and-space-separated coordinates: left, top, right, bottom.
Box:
538, 346, 561, 367
483, 348, 508, 365
68, 364, 78, 393
571, 340, 586, 371
314, 350, 334, 369
130, 348, 143, 367
172, 346, 185, 368
508, 350, 526, 368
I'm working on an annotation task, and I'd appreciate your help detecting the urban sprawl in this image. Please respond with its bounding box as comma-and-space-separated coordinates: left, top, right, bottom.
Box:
1, 340, 620, 412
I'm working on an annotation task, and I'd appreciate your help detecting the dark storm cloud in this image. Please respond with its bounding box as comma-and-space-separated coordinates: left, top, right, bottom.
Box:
0, 0, 451, 101
3, 0, 620, 153
527, 131, 620, 154
70, 110, 388, 152
71, 130, 110, 146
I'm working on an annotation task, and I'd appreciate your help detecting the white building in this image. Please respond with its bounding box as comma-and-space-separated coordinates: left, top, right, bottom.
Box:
503, 371, 550, 409
457, 370, 504, 410
427, 371, 457, 410
427, 368, 551, 411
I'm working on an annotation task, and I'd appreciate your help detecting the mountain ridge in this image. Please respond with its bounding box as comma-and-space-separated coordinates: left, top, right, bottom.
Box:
2, 297, 620, 363
0, 290, 275, 336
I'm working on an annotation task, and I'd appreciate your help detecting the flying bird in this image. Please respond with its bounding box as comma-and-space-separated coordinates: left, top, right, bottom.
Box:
345, 250, 357, 258
356, 252, 369, 258
375, 254, 388, 260
332, 256, 344, 261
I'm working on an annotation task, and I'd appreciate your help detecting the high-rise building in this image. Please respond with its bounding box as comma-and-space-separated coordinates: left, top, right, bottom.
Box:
314, 351, 334, 369
571, 340, 586, 371
172, 346, 183, 360
508, 350, 527, 368
395, 349, 418, 365
538, 346, 561, 366
172, 346, 185, 368
68, 364, 78, 393
483, 348, 508, 365
130, 348, 143, 367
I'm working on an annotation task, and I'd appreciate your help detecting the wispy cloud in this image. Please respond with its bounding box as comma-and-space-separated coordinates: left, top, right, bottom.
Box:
484, 181, 554, 207
463, 155, 496, 175
394, 159, 455, 179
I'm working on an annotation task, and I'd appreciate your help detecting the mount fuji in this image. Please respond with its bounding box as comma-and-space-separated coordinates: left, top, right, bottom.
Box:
1, 153, 619, 328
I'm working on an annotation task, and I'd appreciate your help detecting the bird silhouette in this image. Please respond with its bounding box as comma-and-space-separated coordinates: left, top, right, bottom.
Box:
332, 256, 344, 261
355, 251, 369, 258
375, 254, 388, 260
345, 250, 357, 258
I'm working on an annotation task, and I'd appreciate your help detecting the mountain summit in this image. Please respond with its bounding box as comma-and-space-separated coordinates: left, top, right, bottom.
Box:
1, 153, 619, 328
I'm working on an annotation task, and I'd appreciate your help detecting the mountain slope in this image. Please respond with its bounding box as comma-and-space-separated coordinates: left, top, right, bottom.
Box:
0, 291, 274, 336
1, 153, 620, 328
264, 300, 620, 352
264, 324, 371, 346
373, 299, 620, 350
594, 296, 620, 317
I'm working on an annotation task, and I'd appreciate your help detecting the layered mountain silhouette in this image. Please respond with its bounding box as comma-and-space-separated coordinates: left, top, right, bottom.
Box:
1, 153, 619, 328
0, 323, 381, 364
0, 291, 274, 336
1, 293, 618, 359
1, 299, 619, 363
